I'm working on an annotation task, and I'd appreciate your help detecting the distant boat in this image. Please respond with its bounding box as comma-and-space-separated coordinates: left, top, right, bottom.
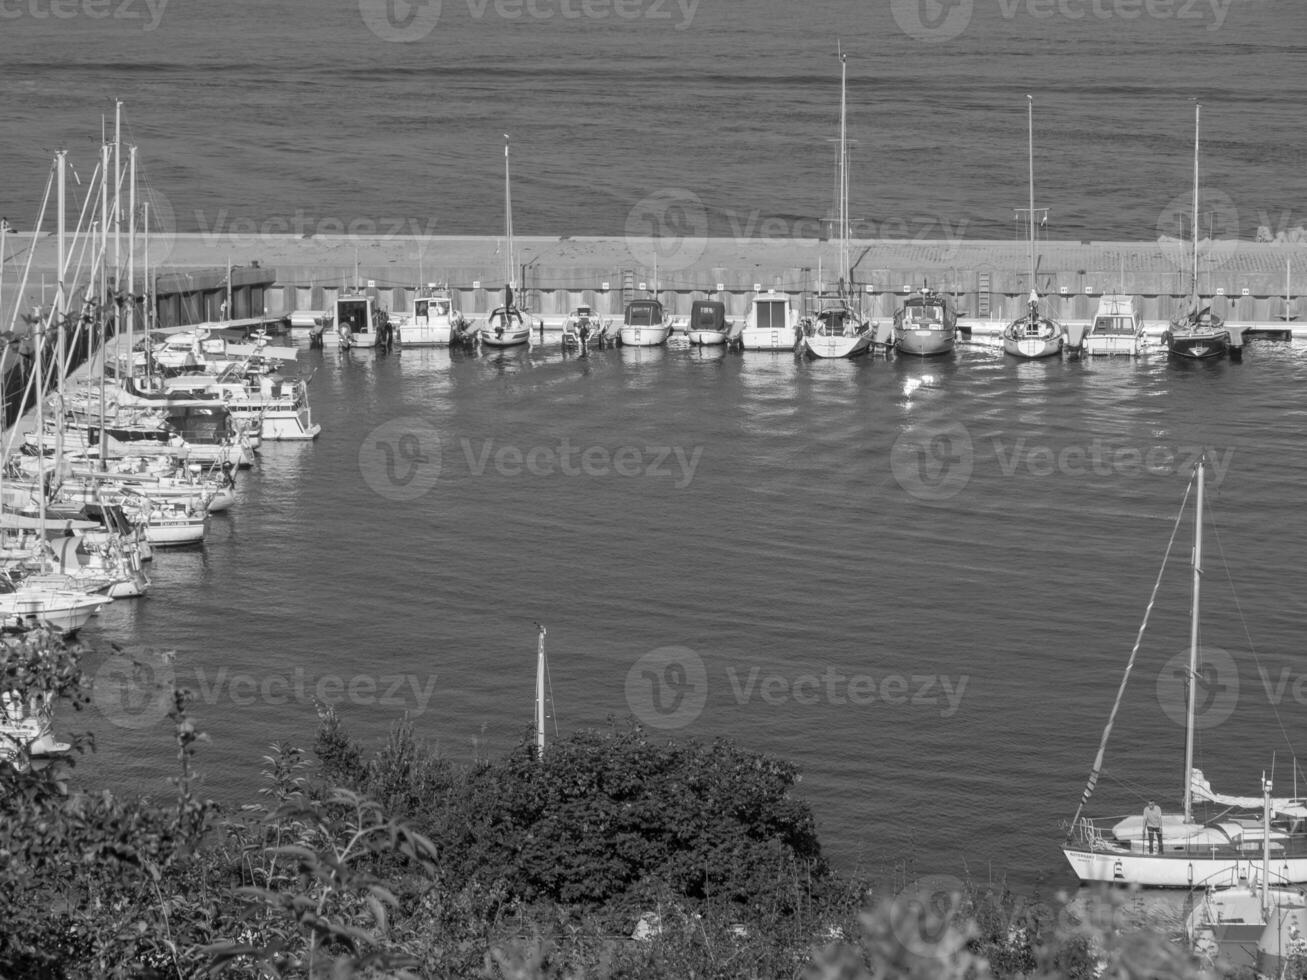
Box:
333, 292, 386, 349
893, 286, 957, 357
684, 299, 731, 346
0, 578, 109, 636
738, 292, 801, 351
619, 298, 673, 347
1162, 105, 1231, 361
479, 137, 536, 350
1082, 293, 1146, 357
562, 306, 610, 351
1002, 96, 1066, 360
393, 287, 467, 347
801, 49, 871, 361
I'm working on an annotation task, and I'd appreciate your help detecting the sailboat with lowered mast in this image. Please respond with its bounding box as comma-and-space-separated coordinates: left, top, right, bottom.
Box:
480, 136, 535, 350
1002, 96, 1066, 359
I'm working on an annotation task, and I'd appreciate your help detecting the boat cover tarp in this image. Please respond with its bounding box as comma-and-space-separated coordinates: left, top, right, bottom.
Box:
1191, 767, 1307, 818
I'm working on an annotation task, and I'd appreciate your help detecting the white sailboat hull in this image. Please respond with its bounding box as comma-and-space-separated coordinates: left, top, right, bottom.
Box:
1064, 847, 1307, 889
804, 333, 871, 359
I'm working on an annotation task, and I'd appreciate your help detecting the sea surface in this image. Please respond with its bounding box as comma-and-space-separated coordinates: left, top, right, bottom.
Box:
4, 0, 1307, 899
1, 0, 1306, 244
77, 334, 1307, 897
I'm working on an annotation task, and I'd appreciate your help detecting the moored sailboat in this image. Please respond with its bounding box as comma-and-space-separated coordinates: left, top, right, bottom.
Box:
1002, 97, 1066, 360
1062, 457, 1307, 888
1161, 103, 1232, 361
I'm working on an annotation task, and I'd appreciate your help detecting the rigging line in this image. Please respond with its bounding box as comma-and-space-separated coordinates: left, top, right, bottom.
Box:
1065, 469, 1197, 841
1206, 493, 1302, 761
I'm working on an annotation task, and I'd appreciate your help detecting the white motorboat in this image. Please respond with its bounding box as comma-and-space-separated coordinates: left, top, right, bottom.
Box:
738, 292, 801, 351
393, 289, 468, 346
0, 577, 110, 636
619, 299, 674, 347
561, 306, 610, 351
1081, 293, 1147, 356
893, 286, 958, 356
684, 300, 730, 346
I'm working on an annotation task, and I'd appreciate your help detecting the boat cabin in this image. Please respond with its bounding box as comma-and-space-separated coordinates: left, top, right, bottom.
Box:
624, 300, 665, 326
688, 300, 727, 333
415, 295, 452, 323
335, 294, 378, 339
751, 296, 791, 329
1085, 294, 1145, 356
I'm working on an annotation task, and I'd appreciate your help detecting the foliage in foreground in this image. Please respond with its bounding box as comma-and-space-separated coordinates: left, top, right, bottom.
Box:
0, 631, 1232, 978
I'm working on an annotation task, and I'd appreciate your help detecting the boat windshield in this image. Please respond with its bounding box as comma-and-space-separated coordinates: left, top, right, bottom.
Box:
625, 304, 662, 326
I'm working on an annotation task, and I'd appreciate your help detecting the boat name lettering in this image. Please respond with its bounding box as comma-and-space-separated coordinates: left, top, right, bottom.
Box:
0, 0, 168, 29
724, 666, 968, 717
995, 0, 1234, 30
460, 437, 703, 489
990, 437, 1233, 483
466, 0, 699, 30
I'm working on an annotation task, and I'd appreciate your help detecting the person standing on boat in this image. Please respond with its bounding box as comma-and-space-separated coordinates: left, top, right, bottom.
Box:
1143, 800, 1163, 854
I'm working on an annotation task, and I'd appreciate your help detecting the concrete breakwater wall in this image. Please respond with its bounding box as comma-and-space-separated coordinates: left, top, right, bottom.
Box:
4, 235, 1307, 327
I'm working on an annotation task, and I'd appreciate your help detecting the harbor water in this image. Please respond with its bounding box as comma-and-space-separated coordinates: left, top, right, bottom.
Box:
85, 335, 1307, 892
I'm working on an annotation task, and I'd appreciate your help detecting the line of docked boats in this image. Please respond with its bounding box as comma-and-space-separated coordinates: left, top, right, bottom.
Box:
0, 116, 325, 767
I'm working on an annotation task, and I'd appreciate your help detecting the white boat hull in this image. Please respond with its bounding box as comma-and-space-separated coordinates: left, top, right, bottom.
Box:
0, 590, 109, 636
1063, 847, 1307, 889
142, 516, 209, 546
1004, 335, 1064, 359
804, 333, 871, 359
687, 329, 728, 346
619, 326, 672, 347
739, 328, 797, 351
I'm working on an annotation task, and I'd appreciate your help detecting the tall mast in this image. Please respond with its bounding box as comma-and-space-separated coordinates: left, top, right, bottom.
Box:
535, 623, 547, 760
1183, 456, 1205, 822
127, 145, 136, 377
504, 135, 515, 291
1191, 102, 1201, 313
838, 45, 848, 298
113, 100, 122, 295
99, 138, 110, 470
1027, 95, 1036, 296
